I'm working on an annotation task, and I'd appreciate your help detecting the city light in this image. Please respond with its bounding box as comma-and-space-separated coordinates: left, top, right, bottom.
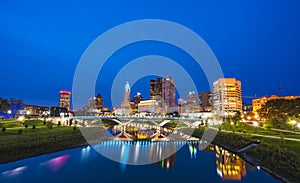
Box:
18, 116, 24, 122
297, 123, 300, 128
253, 121, 258, 127
291, 120, 297, 125
7, 110, 12, 114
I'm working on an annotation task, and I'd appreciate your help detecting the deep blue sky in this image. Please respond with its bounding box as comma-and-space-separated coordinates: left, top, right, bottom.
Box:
1, 0, 300, 108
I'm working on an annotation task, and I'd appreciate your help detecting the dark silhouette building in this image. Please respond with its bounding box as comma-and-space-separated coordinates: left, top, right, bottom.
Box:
199, 92, 212, 112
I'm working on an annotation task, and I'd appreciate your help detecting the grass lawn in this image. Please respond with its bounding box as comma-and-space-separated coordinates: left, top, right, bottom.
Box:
0, 122, 87, 164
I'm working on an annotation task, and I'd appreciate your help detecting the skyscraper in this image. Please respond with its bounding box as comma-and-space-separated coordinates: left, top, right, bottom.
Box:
163, 76, 176, 107
95, 93, 103, 110
121, 81, 131, 109
213, 78, 242, 116
187, 91, 198, 112
59, 90, 71, 111
150, 78, 163, 100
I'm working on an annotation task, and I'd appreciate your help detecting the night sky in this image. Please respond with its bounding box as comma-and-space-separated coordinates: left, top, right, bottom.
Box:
1, 0, 300, 109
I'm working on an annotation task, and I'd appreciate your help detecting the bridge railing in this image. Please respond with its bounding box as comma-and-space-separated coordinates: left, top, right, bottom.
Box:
67, 115, 207, 121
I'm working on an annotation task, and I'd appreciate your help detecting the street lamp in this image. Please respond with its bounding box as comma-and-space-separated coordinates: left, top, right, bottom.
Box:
291, 120, 297, 125
297, 123, 300, 129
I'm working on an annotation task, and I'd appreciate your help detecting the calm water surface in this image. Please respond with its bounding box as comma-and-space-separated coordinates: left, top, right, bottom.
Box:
0, 141, 280, 183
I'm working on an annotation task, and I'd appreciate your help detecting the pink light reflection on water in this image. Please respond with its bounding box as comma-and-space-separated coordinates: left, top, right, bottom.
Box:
47, 154, 70, 173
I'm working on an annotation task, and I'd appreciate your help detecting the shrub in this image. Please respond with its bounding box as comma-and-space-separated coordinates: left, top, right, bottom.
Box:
32, 125, 36, 130
73, 126, 77, 130
18, 129, 23, 135
24, 123, 28, 128
57, 121, 61, 126
2, 127, 6, 133
48, 123, 53, 129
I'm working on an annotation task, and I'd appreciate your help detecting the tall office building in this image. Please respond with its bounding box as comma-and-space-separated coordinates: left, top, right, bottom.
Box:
150, 78, 163, 100
59, 90, 71, 111
95, 93, 103, 110
163, 76, 176, 107
187, 91, 197, 105
199, 92, 213, 112
150, 77, 176, 108
213, 78, 242, 116
187, 91, 198, 112
121, 81, 131, 108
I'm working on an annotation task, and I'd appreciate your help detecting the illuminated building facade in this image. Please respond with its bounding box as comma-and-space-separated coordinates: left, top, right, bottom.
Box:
150, 78, 163, 100
59, 90, 71, 111
138, 100, 159, 114
187, 91, 199, 112
25, 105, 49, 116
163, 76, 176, 107
252, 95, 300, 112
213, 78, 242, 116
121, 81, 131, 109
95, 93, 103, 110
131, 92, 144, 114
150, 76, 176, 113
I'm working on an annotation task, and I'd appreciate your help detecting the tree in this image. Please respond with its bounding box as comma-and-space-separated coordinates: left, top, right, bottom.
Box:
16, 99, 24, 110
0, 97, 10, 115
280, 132, 285, 144
258, 98, 300, 129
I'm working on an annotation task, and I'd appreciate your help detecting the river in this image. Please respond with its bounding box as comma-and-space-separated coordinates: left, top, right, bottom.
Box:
0, 141, 280, 183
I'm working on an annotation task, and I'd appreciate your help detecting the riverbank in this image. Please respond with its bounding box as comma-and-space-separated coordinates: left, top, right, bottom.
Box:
191, 128, 300, 183
1, 124, 299, 182
0, 125, 87, 164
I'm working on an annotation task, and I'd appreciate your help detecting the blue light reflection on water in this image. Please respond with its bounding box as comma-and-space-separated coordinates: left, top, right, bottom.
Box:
0, 141, 280, 183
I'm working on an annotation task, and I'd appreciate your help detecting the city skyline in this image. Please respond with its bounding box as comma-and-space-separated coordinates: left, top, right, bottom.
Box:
1, 1, 300, 108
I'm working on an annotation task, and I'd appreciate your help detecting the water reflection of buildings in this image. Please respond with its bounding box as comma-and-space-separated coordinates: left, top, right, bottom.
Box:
155, 144, 177, 169
215, 146, 246, 181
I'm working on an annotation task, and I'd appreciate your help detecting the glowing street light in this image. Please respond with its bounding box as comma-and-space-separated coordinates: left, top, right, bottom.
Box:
253, 121, 258, 133
7, 110, 12, 114
291, 120, 297, 125
297, 123, 300, 129
18, 116, 25, 122
253, 121, 258, 127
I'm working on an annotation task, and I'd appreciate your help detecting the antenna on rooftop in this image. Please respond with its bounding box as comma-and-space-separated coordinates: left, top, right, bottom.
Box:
278, 85, 283, 96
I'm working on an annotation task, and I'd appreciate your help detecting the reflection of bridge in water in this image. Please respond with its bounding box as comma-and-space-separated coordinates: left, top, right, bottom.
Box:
88, 140, 207, 165
68, 116, 205, 141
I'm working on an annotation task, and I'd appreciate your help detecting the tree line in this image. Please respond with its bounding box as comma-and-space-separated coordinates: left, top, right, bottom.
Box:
0, 97, 24, 117
258, 98, 300, 129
